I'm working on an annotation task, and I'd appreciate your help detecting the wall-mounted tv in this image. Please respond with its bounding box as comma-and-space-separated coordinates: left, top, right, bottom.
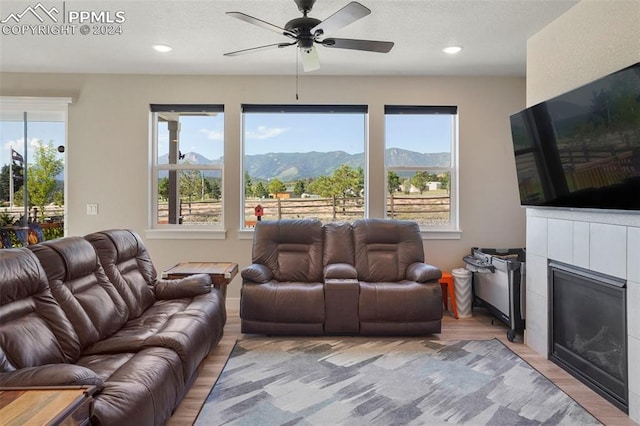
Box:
509, 62, 640, 211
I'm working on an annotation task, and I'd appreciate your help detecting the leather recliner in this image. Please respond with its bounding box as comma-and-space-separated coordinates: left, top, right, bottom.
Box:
353, 219, 443, 335
240, 219, 326, 334
0, 230, 226, 426
240, 218, 443, 335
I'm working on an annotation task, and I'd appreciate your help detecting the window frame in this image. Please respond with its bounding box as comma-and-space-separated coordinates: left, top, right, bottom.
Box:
240, 104, 368, 229
0, 96, 71, 237
148, 104, 225, 238
384, 105, 460, 238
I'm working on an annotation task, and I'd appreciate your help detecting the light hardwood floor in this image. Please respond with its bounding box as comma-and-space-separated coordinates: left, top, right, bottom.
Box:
168, 306, 635, 426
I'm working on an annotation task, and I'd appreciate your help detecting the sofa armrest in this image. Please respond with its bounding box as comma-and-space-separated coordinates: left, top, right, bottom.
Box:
0, 364, 104, 390
324, 263, 358, 280
406, 262, 442, 283
155, 273, 212, 299
241, 264, 273, 283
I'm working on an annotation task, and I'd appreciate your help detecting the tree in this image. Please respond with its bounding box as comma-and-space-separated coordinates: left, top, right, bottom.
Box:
158, 177, 169, 200
308, 175, 334, 197
253, 181, 269, 198
179, 169, 201, 202
332, 164, 362, 199
439, 172, 450, 194
26, 141, 63, 219
210, 179, 221, 200
307, 164, 363, 199
0, 163, 24, 203
268, 178, 286, 196
293, 180, 306, 197
387, 171, 401, 195
245, 171, 254, 197
410, 171, 430, 194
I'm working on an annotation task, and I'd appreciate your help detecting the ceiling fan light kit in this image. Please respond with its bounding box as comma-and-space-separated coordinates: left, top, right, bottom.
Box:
224, 0, 394, 72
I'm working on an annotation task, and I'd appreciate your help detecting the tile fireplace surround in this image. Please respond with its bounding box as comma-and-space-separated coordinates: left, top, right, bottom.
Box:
525, 208, 640, 423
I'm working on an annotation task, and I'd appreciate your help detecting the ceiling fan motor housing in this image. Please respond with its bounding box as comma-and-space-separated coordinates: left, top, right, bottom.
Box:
285, 17, 322, 49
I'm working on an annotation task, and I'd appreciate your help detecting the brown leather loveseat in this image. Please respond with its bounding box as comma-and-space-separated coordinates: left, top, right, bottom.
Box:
240, 219, 442, 335
0, 229, 226, 426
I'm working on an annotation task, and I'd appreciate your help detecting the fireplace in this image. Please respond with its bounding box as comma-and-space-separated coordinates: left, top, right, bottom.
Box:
548, 261, 628, 412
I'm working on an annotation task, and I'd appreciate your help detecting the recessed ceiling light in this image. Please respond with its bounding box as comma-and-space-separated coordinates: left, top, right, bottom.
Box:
442, 46, 463, 55
153, 44, 173, 53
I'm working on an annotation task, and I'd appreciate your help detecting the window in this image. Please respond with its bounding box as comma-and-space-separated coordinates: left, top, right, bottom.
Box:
385, 106, 458, 231
0, 97, 70, 245
150, 105, 224, 229
242, 105, 367, 227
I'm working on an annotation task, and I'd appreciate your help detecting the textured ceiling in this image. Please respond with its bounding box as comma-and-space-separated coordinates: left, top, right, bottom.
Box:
0, 0, 579, 76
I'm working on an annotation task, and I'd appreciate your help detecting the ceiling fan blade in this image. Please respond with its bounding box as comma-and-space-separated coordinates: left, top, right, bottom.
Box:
224, 42, 296, 57
300, 46, 320, 72
321, 38, 394, 53
226, 12, 295, 38
311, 2, 371, 36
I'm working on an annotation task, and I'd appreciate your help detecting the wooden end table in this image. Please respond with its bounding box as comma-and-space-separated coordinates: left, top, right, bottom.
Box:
0, 385, 96, 426
162, 262, 238, 300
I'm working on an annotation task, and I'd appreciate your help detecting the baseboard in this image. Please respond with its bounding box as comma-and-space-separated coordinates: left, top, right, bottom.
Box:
226, 297, 240, 310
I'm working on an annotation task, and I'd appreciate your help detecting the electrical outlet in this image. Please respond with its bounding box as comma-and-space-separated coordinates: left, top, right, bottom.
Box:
86, 204, 98, 215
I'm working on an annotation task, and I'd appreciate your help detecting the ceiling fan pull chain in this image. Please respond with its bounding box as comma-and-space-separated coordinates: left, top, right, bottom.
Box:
296, 49, 300, 100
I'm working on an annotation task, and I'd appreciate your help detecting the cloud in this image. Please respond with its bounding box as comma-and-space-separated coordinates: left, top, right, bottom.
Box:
245, 126, 289, 140
200, 129, 223, 140
3, 137, 43, 152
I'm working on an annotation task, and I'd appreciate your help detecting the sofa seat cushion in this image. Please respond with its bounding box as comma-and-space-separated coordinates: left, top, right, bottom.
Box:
83, 291, 225, 381
241, 281, 325, 324
359, 281, 443, 323
77, 347, 184, 426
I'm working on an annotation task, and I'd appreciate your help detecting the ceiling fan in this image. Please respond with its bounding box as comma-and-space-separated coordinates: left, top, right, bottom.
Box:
223, 0, 394, 72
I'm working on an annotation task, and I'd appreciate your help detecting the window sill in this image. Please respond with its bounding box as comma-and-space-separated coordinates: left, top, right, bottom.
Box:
420, 229, 462, 240
145, 228, 227, 240
238, 228, 256, 240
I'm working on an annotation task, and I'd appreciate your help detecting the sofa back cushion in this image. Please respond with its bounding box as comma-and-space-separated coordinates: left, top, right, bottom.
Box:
0, 248, 81, 369
84, 229, 156, 319
353, 219, 425, 282
252, 219, 324, 282
323, 222, 354, 266
29, 238, 129, 350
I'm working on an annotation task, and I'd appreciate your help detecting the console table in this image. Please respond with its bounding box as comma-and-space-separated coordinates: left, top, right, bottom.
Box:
163, 262, 238, 300
0, 386, 96, 426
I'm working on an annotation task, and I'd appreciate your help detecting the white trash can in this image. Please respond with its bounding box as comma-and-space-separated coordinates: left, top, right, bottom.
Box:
452, 268, 473, 318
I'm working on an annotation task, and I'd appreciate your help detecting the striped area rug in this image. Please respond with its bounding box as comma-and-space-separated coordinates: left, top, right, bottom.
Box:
195, 338, 601, 425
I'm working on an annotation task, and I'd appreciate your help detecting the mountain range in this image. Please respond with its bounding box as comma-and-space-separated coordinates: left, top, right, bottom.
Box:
160, 148, 450, 181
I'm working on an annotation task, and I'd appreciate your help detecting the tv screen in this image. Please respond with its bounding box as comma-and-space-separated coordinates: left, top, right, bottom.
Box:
509, 63, 640, 211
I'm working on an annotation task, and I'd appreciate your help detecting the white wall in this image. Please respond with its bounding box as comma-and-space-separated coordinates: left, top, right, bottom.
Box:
0, 73, 526, 298
526, 0, 640, 421
527, 0, 640, 106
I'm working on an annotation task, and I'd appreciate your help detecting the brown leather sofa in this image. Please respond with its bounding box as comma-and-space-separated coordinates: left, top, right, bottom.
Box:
240, 219, 442, 335
0, 229, 226, 426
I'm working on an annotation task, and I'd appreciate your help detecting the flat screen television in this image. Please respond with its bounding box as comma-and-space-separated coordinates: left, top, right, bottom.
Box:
509, 62, 640, 211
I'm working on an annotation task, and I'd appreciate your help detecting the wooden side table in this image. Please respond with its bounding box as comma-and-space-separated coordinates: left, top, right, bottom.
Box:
163, 262, 238, 300
0, 385, 96, 426
439, 271, 459, 319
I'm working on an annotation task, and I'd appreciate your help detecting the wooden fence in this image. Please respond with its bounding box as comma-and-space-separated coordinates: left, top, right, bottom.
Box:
158, 194, 450, 226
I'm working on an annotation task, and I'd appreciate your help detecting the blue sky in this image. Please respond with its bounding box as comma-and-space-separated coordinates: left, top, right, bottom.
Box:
2, 112, 452, 165
160, 112, 452, 160
0, 120, 65, 166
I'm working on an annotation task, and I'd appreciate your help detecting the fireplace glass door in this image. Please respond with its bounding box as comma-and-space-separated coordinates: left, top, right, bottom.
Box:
549, 261, 627, 412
